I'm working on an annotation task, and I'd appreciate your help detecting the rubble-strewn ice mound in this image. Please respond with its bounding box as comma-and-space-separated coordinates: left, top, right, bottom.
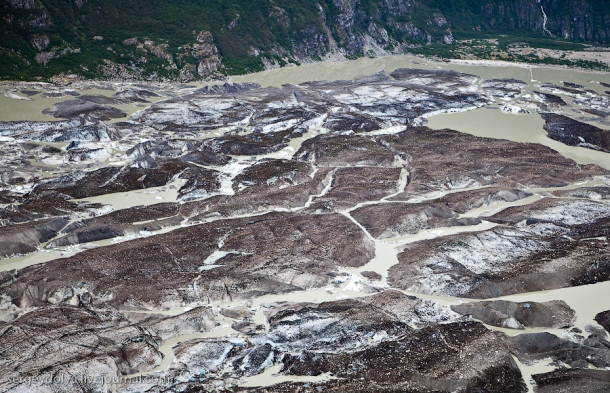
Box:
0, 67, 609, 392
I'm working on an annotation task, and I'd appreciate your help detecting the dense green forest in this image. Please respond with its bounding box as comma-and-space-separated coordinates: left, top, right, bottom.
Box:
1, 0, 608, 80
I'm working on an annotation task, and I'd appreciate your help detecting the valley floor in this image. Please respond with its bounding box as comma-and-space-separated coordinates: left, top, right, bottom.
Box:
0, 55, 609, 392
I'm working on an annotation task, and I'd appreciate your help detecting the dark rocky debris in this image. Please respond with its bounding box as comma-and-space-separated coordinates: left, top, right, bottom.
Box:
533, 369, 610, 393
541, 113, 610, 152
0, 68, 608, 392
451, 300, 575, 329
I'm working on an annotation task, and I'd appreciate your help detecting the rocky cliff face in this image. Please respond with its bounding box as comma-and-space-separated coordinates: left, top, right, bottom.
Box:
467, 0, 610, 42
541, 0, 610, 42
285, 0, 454, 61
0, 0, 608, 81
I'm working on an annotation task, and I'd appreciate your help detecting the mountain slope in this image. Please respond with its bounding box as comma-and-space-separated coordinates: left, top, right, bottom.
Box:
1, 0, 609, 81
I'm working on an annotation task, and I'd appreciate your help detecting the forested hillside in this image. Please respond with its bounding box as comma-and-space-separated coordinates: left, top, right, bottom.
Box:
1, 0, 608, 80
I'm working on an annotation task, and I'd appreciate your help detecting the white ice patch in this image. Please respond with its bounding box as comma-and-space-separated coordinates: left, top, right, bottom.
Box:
172, 341, 233, 377
371, 331, 389, 342
350, 85, 388, 100
301, 113, 327, 129
198, 265, 225, 271
39, 155, 67, 166
364, 125, 407, 136
502, 317, 524, 329
500, 104, 530, 115
410, 300, 463, 326
4, 92, 31, 101
8, 182, 35, 195
416, 103, 487, 125
340, 275, 367, 292
85, 148, 111, 161
261, 145, 296, 160
201, 250, 240, 267
415, 269, 475, 297
179, 188, 210, 202
217, 158, 252, 196
264, 316, 339, 348
261, 118, 301, 134
530, 200, 609, 226
424, 224, 567, 276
